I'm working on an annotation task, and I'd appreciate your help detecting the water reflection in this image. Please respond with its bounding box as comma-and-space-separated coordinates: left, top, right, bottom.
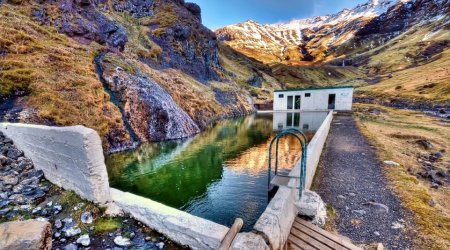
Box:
106, 112, 327, 231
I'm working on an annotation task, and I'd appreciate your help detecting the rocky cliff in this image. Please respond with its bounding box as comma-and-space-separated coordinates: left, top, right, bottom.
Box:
0, 0, 254, 152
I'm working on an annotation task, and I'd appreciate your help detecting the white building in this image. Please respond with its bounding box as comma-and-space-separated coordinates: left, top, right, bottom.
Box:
273, 86, 354, 111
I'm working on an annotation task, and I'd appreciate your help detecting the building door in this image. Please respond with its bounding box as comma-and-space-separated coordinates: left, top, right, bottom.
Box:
287, 96, 293, 109
328, 94, 336, 109
294, 95, 301, 110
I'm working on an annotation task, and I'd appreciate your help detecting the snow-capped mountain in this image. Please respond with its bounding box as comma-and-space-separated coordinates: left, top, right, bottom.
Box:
216, 0, 449, 64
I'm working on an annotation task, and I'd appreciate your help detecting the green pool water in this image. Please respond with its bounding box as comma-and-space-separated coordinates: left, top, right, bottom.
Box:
106, 112, 328, 231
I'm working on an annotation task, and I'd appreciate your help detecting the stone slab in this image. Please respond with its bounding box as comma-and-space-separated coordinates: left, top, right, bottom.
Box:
0, 220, 52, 250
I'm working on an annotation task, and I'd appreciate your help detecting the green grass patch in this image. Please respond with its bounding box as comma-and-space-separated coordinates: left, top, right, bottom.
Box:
94, 217, 123, 234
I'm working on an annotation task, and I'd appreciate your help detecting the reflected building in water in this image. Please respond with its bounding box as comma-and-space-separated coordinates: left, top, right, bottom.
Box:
272, 112, 329, 133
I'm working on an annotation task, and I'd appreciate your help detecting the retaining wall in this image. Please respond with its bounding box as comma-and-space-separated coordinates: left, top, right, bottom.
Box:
0, 123, 111, 203
250, 111, 333, 249
111, 188, 229, 250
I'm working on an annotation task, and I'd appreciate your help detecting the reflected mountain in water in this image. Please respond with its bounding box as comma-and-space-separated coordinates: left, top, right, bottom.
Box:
106, 112, 327, 231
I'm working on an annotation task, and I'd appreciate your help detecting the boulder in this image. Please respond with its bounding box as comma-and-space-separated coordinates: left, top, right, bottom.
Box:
0, 220, 52, 250
295, 190, 327, 227
247, 75, 262, 88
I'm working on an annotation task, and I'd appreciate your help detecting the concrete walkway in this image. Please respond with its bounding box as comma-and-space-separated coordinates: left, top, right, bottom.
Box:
313, 114, 413, 249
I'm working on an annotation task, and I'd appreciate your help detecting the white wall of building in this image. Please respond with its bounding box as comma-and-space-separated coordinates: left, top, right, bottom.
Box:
273, 87, 353, 111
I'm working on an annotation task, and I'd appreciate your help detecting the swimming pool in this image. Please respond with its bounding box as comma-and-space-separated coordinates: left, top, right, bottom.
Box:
106, 112, 328, 231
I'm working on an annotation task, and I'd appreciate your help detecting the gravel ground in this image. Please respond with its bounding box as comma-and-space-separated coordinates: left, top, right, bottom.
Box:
314, 113, 414, 249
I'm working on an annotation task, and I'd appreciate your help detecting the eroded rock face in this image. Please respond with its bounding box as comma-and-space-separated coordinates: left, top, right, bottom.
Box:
0, 220, 52, 250
104, 67, 200, 142
148, 0, 222, 81
30, 0, 128, 51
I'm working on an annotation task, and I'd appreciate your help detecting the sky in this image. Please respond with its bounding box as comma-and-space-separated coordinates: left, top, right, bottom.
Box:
188, 0, 369, 29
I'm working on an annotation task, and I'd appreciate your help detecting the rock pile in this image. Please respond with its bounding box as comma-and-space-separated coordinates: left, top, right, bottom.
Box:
0, 132, 49, 216
0, 131, 183, 250
415, 147, 449, 189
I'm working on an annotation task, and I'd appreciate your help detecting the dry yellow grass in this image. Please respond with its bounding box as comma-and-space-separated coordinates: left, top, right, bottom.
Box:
355, 19, 450, 101
0, 5, 128, 150
355, 103, 450, 249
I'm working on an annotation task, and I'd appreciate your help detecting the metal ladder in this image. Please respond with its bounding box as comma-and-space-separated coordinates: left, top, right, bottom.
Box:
268, 128, 308, 198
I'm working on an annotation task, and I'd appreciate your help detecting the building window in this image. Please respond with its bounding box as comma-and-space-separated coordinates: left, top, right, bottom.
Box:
303, 124, 309, 130
279, 94, 284, 98
305, 93, 311, 97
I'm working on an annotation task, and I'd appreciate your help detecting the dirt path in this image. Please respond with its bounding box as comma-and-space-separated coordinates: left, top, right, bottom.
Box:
313, 113, 414, 249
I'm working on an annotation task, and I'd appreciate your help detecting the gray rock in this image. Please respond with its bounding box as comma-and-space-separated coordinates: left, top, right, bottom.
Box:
63, 243, 78, 250
76, 234, 90, 247
352, 209, 367, 216
21, 169, 44, 180
1, 175, 18, 185
55, 219, 63, 229
64, 227, 81, 237
0, 208, 10, 215
383, 160, 400, 166
32, 206, 42, 214
7, 148, 23, 160
114, 236, 132, 247
156, 242, 165, 249
247, 75, 262, 88
0, 192, 7, 199
9, 194, 28, 204
295, 190, 327, 227
80, 211, 93, 224
0, 200, 10, 208
62, 217, 74, 229
367, 202, 389, 213
416, 139, 433, 150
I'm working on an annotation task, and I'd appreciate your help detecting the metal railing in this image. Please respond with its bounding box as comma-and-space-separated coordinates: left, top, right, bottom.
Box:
268, 128, 308, 198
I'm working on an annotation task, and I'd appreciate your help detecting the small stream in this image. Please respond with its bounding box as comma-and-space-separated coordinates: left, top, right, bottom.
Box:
106, 112, 328, 231
93, 53, 140, 149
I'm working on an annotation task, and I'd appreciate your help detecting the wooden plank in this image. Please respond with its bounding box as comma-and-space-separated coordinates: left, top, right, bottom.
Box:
287, 241, 303, 250
218, 218, 243, 250
292, 221, 348, 250
295, 219, 362, 250
288, 234, 317, 250
290, 227, 334, 250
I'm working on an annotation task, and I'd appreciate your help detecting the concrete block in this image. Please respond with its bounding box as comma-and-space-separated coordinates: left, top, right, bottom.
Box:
230, 233, 269, 250
253, 186, 298, 250
110, 188, 229, 250
0, 220, 52, 250
0, 123, 111, 203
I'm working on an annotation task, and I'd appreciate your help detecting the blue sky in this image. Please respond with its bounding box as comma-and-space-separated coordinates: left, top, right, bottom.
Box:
189, 0, 369, 29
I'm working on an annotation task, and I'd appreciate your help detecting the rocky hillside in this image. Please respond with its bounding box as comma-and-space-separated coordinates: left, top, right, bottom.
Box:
216, 0, 450, 101
216, 0, 449, 64
0, 0, 255, 152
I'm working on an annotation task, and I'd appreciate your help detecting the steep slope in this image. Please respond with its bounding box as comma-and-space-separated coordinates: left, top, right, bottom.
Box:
0, 0, 254, 152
